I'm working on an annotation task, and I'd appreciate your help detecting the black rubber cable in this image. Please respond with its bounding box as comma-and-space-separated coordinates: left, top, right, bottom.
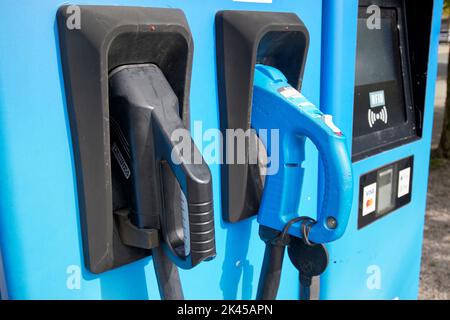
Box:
152, 245, 184, 300
256, 241, 286, 300
300, 281, 311, 300
256, 217, 317, 300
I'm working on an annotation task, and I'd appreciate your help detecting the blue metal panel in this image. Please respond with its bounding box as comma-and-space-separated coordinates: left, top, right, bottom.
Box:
0, 0, 322, 299
320, 0, 443, 300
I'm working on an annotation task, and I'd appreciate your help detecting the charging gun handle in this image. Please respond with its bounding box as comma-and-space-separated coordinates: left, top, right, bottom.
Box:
295, 114, 353, 243
253, 65, 353, 244
154, 110, 216, 270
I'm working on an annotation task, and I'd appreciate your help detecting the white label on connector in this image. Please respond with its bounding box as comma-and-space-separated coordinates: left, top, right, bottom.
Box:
180, 190, 191, 256
323, 115, 343, 135
112, 143, 131, 179
279, 86, 302, 99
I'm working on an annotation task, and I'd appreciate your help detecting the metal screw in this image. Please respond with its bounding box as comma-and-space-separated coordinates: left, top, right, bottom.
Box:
326, 217, 338, 229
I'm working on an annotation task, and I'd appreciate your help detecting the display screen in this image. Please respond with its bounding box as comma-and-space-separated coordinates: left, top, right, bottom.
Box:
377, 167, 395, 214
353, 8, 407, 139
355, 14, 399, 87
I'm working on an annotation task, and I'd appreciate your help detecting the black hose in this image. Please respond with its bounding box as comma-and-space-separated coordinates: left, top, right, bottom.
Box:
299, 273, 313, 300
256, 242, 286, 300
300, 283, 311, 300
152, 245, 184, 300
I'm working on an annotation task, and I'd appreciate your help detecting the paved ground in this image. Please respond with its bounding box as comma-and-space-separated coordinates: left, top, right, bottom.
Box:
419, 158, 450, 300
419, 43, 450, 300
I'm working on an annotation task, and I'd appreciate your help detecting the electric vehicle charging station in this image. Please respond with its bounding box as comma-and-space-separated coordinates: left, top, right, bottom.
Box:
0, 0, 443, 300
319, 0, 443, 300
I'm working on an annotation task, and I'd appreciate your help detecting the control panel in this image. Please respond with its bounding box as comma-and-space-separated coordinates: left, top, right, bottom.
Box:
358, 156, 413, 229
352, 0, 417, 161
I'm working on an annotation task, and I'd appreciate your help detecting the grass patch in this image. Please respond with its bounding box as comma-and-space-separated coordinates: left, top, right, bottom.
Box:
430, 157, 449, 170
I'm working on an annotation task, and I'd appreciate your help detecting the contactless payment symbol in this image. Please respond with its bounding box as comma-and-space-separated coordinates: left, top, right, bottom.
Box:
368, 91, 388, 128
368, 107, 388, 128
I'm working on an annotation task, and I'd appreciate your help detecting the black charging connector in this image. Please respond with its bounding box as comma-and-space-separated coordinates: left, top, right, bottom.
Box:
109, 64, 215, 299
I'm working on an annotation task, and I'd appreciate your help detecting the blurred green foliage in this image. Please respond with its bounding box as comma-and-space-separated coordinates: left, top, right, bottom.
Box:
430, 157, 449, 170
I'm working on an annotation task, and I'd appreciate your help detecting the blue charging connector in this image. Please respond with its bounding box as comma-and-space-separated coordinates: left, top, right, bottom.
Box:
252, 64, 353, 244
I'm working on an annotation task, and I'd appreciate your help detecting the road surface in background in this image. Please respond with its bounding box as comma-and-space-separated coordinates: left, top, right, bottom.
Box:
419, 42, 450, 300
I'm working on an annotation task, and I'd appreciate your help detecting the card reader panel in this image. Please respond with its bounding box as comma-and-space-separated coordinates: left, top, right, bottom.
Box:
358, 156, 413, 229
